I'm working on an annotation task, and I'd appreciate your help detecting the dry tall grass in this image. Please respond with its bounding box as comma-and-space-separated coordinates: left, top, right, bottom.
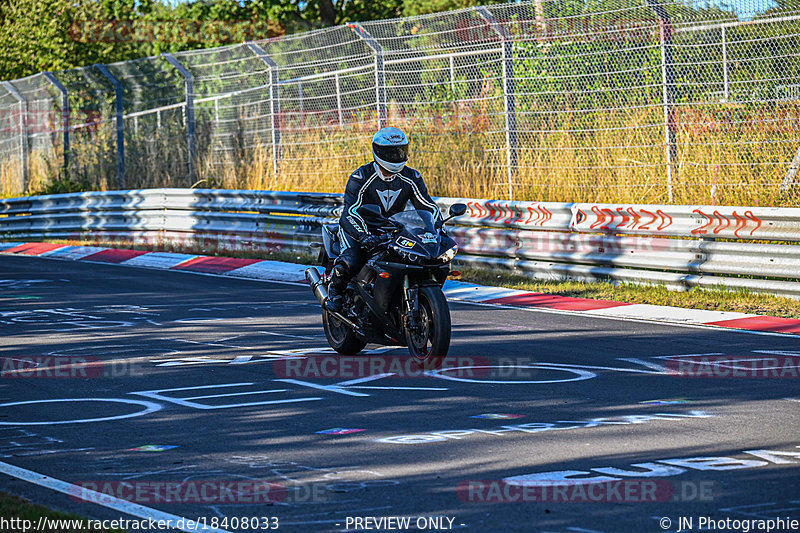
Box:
1, 103, 798, 206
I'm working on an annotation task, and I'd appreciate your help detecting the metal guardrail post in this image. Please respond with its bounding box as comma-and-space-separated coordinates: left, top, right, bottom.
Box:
1, 81, 28, 192
245, 42, 282, 175
43, 72, 70, 178
475, 7, 518, 202
94, 64, 126, 189
645, 0, 678, 203
347, 23, 387, 129
162, 53, 197, 185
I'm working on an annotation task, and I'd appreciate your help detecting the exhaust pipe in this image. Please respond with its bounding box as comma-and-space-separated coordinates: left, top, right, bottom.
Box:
305, 267, 328, 305
305, 266, 363, 335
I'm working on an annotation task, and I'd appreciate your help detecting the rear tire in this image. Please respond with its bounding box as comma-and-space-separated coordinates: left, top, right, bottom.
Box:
405, 286, 451, 369
323, 308, 367, 355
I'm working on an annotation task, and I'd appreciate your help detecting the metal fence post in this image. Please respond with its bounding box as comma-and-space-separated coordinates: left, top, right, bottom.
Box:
335, 73, 343, 127
245, 42, 281, 176
449, 55, 455, 94
782, 143, 800, 194
162, 53, 197, 185
298, 82, 304, 114
43, 72, 70, 178
2, 81, 28, 193
721, 26, 730, 102
476, 7, 518, 201
645, 0, 678, 203
348, 23, 386, 129
94, 64, 125, 189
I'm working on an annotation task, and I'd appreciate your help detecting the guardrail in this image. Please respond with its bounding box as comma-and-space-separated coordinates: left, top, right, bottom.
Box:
2, 189, 799, 298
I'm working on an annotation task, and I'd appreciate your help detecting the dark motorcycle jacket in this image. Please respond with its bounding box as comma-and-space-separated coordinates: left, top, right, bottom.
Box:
339, 162, 442, 243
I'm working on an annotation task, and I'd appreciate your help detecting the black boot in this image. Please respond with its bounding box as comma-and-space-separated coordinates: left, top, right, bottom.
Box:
324, 263, 348, 314
325, 283, 343, 314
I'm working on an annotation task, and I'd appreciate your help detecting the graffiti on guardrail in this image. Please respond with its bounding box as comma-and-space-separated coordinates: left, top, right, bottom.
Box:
690, 208, 762, 238
572, 206, 673, 232
464, 201, 553, 227
568, 204, 768, 239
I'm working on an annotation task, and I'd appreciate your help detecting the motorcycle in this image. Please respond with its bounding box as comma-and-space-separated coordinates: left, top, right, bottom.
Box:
305, 203, 467, 369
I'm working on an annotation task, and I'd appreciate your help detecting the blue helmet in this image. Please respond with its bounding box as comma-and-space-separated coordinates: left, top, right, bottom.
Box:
372, 127, 409, 177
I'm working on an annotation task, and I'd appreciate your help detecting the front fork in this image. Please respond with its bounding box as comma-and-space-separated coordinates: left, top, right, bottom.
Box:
403, 276, 420, 330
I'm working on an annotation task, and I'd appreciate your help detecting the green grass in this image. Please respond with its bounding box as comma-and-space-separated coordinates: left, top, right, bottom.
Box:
459, 268, 800, 319
0, 492, 127, 533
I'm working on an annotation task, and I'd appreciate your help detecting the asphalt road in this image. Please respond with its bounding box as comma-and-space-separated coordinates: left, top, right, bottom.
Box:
1, 254, 799, 533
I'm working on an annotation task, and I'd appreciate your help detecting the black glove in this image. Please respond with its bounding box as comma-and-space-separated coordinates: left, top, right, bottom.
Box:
361, 233, 389, 248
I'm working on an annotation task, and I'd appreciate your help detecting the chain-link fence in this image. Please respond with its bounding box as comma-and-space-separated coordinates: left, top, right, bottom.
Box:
1, 0, 799, 205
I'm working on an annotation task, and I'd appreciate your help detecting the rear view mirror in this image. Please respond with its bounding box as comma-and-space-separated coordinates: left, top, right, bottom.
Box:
360, 204, 383, 220
449, 203, 467, 217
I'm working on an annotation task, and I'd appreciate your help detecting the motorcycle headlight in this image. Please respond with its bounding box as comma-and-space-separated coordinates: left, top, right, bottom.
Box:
395, 247, 425, 265
437, 244, 458, 263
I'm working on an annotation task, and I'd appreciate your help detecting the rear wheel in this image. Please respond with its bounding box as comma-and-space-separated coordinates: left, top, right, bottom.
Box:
323, 307, 366, 355
405, 285, 451, 369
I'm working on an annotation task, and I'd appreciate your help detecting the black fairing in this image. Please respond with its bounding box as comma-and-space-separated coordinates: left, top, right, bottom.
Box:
324, 209, 457, 344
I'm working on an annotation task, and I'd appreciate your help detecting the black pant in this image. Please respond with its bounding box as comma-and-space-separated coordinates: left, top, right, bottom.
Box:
331, 228, 366, 290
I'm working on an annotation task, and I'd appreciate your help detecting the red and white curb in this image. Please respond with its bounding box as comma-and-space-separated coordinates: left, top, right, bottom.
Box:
2, 242, 799, 336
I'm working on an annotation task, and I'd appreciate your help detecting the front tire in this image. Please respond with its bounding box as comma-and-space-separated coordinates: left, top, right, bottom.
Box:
323, 308, 367, 355
405, 285, 451, 369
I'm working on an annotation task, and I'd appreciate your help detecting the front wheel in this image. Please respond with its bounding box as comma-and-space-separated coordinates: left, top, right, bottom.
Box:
323, 308, 367, 355
405, 285, 451, 369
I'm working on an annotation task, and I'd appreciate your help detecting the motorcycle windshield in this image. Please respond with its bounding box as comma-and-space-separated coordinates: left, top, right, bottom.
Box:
390, 210, 440, 257
389, 209, 436, 234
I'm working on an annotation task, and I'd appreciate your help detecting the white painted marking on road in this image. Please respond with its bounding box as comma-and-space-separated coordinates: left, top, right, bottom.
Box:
753, 350, 800, 356
173, 317, 228, 323
276, 379, 371, 397
157, 337, 250, 349
584, 303, 759, 323
155, 357, 218, 367
0, 461, 231, 532
131, 383, 323, 410
536, 362, 660, 374
617, 358, 668, 372
336, 373, 396, 386
0, 398, 162, 426
426, 365, 596, 384
121, 252, 198, 269
183, 389, 288, 401
348, 386, 449, 391
652, 353, 724, 359
258, 330, 323, 340
8, 447, 95, 457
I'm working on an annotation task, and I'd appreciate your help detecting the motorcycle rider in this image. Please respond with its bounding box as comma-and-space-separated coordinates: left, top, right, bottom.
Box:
325, 127, 442, 314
